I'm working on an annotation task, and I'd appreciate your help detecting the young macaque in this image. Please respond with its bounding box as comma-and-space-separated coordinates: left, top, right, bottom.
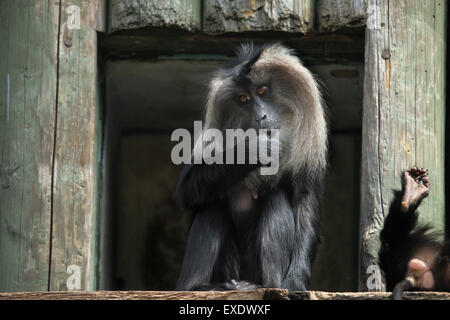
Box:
379, 168, 450, 300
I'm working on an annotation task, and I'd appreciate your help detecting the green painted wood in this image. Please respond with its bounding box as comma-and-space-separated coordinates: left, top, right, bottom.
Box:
203, 0, 315, 34
359, 0, 446, 291
108, 0, 201, 33
0, 0, 60, 292
48, 0, 104, 291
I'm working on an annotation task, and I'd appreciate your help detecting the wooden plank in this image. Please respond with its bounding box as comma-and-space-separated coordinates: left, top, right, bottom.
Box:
359, 0, 446, 291
0, 290, 448, 300
290, 291, 450, 300
49, 0, 105, 291
102, 32, 365, 63
0, 0, 60, 291
203, 0, 315, 34
108, 0, 201, 33
318, 0, 368, 32
0, 289, 288, 300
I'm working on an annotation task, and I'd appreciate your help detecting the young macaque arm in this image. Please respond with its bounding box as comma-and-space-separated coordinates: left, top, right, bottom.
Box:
379, 167, 439, 299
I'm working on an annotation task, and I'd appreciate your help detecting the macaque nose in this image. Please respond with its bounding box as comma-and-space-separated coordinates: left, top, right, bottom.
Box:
256, 114, 267, 123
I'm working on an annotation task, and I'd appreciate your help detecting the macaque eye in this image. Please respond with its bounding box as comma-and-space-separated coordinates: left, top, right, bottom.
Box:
239, 93, 251, 104
256, 85, 269, 96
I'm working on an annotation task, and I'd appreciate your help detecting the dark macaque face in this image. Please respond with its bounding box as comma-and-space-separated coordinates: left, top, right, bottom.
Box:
215, 80, 284, 133
235, 84, 281, 130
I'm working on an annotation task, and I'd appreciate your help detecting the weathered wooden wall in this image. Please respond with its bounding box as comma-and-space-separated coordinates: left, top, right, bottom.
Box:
318, 0, 368, 32
108, 0, 375, 35
359, 0, 447, 291
108, 0, 201, 33
0, 289, 449, 300
108, 0, 374, 35
203, 0, 315, 34
0, 0, 105, 292
0, 0, 59, 292
49, 0, 105, 292
108, 0, 317, 34
0, 0, 446, 294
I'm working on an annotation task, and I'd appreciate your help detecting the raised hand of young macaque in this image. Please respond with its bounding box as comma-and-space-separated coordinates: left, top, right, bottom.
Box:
379, 168, 449, 300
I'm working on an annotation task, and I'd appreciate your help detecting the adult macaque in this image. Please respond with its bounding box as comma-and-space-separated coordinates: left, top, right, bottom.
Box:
175, 43, 328, 291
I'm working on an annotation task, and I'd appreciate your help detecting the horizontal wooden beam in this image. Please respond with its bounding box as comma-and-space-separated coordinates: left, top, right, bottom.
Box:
0, 289, 288, 300
108, 0, 315, 34
0, 290, 449, 300
292, 291, 450, 300
203, 0, 315, 34
102, 32, 365, 63
108, 0, 201, 33
318, 0, 368, 32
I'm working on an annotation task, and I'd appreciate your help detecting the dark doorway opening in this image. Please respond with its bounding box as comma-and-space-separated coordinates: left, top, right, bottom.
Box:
99, 33, 365, 291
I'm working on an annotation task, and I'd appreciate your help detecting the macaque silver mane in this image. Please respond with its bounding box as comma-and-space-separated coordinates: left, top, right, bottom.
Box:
175, 42, 328, 291
379, 168, 450, 300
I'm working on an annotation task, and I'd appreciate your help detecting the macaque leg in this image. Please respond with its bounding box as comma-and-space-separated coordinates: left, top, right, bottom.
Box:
400, 167, 430, 212
407, 258, 435, 289
392, 258, 436, 300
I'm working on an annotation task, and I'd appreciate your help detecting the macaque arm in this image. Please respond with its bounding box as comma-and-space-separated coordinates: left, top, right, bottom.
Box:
175, 140, 262, 210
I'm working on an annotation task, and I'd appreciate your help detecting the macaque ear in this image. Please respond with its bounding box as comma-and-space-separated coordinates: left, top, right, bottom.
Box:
407, 258, 435, 289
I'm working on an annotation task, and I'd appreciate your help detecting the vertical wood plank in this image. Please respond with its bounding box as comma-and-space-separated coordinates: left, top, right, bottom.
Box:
49, 0, 104, 291
0, 0, 60, 291
359, 0, 446, 291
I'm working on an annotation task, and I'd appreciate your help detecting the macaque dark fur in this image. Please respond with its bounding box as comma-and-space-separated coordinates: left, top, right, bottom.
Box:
175, 43, 328, 291
379, 168, 449, 299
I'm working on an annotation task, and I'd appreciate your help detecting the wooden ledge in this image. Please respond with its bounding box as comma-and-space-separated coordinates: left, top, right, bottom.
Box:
0, 290, 449, 300
0, 289, 286, 300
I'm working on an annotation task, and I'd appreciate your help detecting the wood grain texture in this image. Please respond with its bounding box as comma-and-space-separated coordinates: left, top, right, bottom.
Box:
318, 0, 368, 32
290, 291, 450, 300
0, 0, 59, 292
0, 289, 289, 300
359, 0, 446, 291
0, 290, 448, 300
49, 0, 104, 291
203, 0, 315, 34
108, 0, 201, 33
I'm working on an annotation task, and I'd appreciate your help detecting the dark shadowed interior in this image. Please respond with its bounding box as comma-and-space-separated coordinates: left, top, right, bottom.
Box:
100, 55, 364, 291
